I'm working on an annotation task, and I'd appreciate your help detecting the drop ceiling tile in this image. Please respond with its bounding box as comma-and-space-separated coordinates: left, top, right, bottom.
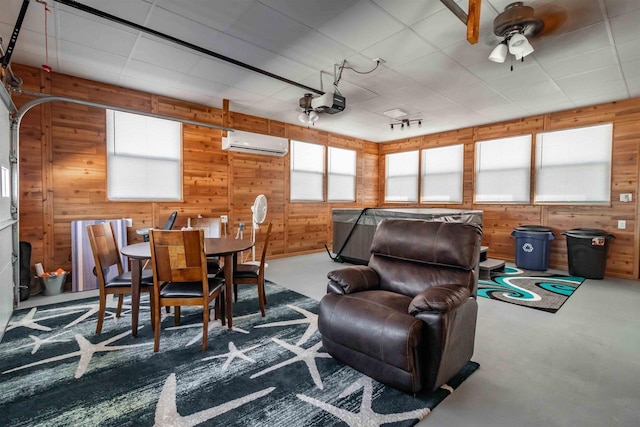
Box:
145, 5, 224, 50
188, 58, 252, 86
210, 32, 277, 68
605, 0, 640, 18
226, 2, 312, 53
396, 52, 482, 92
621, 60, 640, 78
65, 0, 153, 26
496, 80, 566, 102
279, 31, 357, 71
533, 23, 612, 64
410, 7, 466, 49
443, 83, 509, 111
358, 69, 415, 97
572, 89, 631, 106
353, 94, 406, 114
153, 0, 254, 33
361, 29, 437, 67
556, 65, 626, 99
178, 73, 234, 98
540, 47, 619, 80
333, 80, 379, 104
373, 0, 448, 26
5, 0, 57, 35
485, 63, 552, 92
123, 60, 187, 87
515, 91, 572, 110
259, 0, 359, 29
0, 26, 52, 65
609, 9, 640, 44
616, 38, 640, 63
58, 39, 127, 74
523, 101, 575, 116
131, 37, 201, 73
317, 1, 405, 51
260, 54, 317, 84
232, 73, 290, 97
58, 11, 137, 57
627, 77, 640, 96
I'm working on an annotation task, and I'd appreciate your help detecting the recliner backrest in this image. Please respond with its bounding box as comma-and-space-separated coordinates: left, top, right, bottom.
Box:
368, 219, 482, 297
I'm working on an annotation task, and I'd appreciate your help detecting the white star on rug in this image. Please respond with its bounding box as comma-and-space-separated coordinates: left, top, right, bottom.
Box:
39, 294, 136, 329
153, 373, 275, 427
250, 338, 331, 390
12, 330, 72, 354
166, 312, 257, 347
2, 329, 152, 379
201, 341, 261, 371
297, 376, 431, 426
5, 307, 83, 332
254, 304, 318, 346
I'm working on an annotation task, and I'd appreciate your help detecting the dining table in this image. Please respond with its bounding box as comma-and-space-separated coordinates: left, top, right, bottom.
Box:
120, 237, 254, 336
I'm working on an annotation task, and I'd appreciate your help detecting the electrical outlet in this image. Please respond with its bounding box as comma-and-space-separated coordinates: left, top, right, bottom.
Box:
618, 220, 626, 229
220, 215, 228, 224
620, 193, 633, 202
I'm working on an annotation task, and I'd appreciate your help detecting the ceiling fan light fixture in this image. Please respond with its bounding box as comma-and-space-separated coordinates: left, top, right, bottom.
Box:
489, 42, 508, 63
308, 110, 319, 123
508, 33, 529, 55
298, 112, 309, 123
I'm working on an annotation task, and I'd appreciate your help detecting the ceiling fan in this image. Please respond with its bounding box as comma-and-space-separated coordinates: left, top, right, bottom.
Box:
488, 1, 569, 64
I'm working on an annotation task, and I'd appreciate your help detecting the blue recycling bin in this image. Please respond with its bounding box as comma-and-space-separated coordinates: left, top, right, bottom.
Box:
511, 225, 555, 271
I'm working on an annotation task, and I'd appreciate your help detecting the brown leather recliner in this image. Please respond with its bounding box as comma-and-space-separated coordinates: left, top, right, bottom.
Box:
318, 218, 482, 393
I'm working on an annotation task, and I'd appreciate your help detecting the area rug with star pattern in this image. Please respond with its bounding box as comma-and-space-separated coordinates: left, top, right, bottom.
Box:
0, 281, 479, 426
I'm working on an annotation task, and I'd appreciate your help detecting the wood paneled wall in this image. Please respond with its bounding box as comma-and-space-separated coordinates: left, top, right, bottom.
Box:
379, 100, 640, 280
12, 63, 639, 280
13, 64, 377, 276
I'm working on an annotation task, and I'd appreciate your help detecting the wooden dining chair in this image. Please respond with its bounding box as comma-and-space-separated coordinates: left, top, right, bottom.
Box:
149, 229, 225, 352
233, 222, 273, 317
86, 222, 155, 335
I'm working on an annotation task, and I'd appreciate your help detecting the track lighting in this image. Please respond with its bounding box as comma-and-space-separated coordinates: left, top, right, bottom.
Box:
390, 118, 423, 130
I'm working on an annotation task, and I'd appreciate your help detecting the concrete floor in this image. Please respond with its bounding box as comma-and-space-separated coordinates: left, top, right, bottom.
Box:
266, 252, 640, 427
19, 252, 640, 426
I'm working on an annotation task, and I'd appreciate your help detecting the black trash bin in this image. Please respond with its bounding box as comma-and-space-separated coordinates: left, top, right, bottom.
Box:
511, 225, 555, 271
562, 228, 614, 279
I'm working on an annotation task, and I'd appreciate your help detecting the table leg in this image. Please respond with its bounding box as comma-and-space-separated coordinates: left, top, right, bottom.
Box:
224, 253, 233, 329
130, 258, 142, 337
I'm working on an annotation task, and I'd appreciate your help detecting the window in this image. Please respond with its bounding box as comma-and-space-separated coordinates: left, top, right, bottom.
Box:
475, 135, 531, 203
106, 110, 182, 200
535, 123, 612, 204
328, 147, 356, 201
385, 150, 419, 202
421, 144, 463, 203
290, 140, 324, 201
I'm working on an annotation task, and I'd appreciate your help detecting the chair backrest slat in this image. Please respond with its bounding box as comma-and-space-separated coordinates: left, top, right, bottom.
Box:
86, 222, 124, 284
150, 229, 207, 285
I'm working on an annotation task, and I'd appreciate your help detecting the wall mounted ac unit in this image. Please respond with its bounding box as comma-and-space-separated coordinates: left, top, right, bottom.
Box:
222, 130, 288, 156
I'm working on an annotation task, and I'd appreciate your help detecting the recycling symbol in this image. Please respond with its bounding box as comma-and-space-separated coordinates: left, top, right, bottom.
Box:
522, 243, 534, 253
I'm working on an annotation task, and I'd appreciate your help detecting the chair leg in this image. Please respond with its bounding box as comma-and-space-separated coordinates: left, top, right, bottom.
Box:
234, 284, 238, 302
154, 302, 161, 353
174, 306, 181, 326
202, 305, 209, 351
96, 293, 106, 334
220, 291, 226, 326
116, 293, 124, 317
257, 280, 266, 317
149, 290, 156, 333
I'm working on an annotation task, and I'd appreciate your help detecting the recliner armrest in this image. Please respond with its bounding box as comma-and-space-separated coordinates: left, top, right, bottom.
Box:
408, 284, 471, 315
327, 265, 380, 295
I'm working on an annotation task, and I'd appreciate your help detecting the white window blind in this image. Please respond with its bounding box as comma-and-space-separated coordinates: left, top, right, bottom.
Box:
475, 135, 531, 203
535, 123, 612, 203
421, 144, 463, 203
385, 150, 419, 202
290, 140, 324, 201
106, 110, 182, 201
328, 147, 356, 201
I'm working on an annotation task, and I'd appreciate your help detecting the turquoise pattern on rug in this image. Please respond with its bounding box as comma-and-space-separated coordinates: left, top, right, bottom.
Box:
478, 266, 585, 313
0, 282, 478, 426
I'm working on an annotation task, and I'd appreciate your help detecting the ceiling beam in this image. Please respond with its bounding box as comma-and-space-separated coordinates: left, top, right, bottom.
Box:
440, 0, 481, 45
466, 0, 481, 44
